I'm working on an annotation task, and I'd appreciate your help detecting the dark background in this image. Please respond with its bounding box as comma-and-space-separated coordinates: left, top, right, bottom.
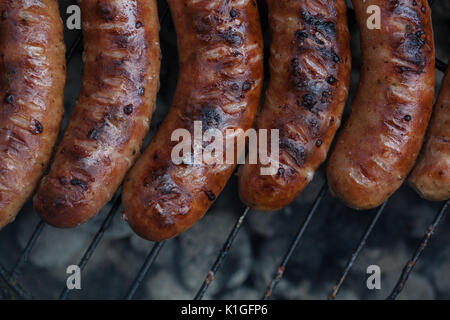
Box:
0, 0, 449, 300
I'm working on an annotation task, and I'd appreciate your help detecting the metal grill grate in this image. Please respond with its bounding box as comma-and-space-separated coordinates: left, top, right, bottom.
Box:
0, 0, 448, 301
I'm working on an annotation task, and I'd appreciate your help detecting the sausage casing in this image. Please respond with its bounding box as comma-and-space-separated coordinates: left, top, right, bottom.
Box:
0, 0, 65, 228
238, 0, 351, 211
408, 63, 450, 201
326, 0, 435, 210
34, 0, 161, 227
122, 0, 264, 241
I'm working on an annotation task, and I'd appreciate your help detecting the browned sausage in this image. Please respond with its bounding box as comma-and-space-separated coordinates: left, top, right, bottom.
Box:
238, 0, 351, 211
122, 0, 264, 241
326, 0, 435, 210
0, 1, 65, 229
33, 0, 161, 227
408, 62, 450, 201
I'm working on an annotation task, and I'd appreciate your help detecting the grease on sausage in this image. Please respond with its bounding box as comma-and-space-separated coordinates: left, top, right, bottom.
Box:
33, 0, 161, 227
408, 63, 450, 201
326, 0, 435, 210
238, 0, 351, 211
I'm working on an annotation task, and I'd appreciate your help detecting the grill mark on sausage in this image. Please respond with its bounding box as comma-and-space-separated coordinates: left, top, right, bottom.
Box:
97, 1, 116, 22
408, 63, 449, 201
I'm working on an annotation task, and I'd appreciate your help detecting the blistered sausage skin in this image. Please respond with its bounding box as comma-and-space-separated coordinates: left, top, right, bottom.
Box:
0, 1, 65, 229
238, 0, 351, 211
122, 0, 263, 241
408, 63, 450, 201
326, 0, 435, 210
33, 0, 161, 228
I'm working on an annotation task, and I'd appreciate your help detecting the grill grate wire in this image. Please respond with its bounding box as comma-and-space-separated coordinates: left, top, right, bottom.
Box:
328, 201, 388, 300
263, 184, 328, 301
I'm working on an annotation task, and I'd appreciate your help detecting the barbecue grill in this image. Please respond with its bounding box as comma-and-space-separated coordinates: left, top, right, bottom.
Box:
0, 0, 449, 300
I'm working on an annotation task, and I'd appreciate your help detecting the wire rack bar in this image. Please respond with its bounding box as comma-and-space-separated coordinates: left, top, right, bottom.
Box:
262, 183, 328, 300
124, 241, 165, 300
59, 194, 122, 300
194, 206, 252, 300
328, 201, 388, 299
387, 200, 449, 300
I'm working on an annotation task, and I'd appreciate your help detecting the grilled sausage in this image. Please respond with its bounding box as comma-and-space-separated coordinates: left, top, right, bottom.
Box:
34, 0, 161, 227
238, 0, 351, 211
408, 62, 449, 201
122, 0, 264, 241
326, 0, 435, 210
0, 1, 65, 229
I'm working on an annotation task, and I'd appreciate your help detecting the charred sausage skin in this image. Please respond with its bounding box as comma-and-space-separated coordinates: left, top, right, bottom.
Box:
238, 0, 351, 211
326, 0, 435, 210
122, 0, 264, 241
408, 63, 450, 201
34, 0, 161, 227
0, 0, 65, 229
